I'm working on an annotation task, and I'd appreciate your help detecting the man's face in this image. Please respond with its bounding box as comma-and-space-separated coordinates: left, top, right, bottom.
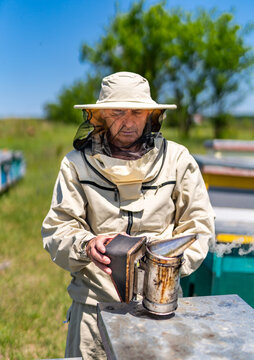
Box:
101, 109, 150, 147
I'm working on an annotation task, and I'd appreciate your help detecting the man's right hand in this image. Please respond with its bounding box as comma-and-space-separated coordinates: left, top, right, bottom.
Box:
86, 235, 113, 275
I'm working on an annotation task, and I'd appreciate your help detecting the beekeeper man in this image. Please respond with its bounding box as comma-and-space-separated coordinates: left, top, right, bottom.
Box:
42, 71, 214, 359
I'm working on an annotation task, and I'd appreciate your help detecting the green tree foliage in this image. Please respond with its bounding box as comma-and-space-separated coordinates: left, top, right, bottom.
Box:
80, 1, 254, 136
201, 12, 254, 137
44, 76, 101, 124
45, 1, 254, 137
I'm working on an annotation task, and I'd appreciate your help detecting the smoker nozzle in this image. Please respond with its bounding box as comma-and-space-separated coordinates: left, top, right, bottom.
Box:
148, 234, 198, 257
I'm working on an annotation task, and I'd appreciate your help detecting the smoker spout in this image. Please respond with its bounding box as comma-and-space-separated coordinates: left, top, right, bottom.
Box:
148, 234, 198, 257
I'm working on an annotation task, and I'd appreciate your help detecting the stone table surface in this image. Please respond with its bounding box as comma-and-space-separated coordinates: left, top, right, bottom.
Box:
97, 294, 254, 360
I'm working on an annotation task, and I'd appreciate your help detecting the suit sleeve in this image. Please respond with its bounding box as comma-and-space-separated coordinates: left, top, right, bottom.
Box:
41, 156, 94, 272
172, 149, 215, 276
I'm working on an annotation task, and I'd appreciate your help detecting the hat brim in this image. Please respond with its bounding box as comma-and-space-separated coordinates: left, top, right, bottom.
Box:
74, 102, 177, 110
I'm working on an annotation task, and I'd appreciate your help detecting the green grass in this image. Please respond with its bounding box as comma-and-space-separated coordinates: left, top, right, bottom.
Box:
0, 119, 76, 359
0, 118, 253, 359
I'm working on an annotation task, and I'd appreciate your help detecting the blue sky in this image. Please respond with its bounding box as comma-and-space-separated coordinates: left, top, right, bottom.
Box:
1, 0, 254, 118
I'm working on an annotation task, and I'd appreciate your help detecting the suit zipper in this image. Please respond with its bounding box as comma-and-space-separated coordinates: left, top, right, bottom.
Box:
126, 211, 133, 235
142, 180, 176, 194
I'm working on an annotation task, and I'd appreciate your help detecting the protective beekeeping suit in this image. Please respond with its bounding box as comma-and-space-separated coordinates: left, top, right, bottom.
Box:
42, 72, 215, 360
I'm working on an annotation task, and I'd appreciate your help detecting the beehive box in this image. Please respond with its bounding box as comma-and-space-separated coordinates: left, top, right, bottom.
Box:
0, 150, 25, 193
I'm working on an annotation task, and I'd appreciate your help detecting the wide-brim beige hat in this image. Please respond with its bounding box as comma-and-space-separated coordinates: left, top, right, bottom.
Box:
74, 71, 177, 110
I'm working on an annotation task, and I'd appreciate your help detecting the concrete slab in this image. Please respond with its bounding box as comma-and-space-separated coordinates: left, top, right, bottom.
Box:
98, 295, 254, 360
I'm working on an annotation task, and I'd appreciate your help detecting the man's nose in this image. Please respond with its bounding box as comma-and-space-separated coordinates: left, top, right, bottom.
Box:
123, 110, 136, 127
124, 118, 136, 128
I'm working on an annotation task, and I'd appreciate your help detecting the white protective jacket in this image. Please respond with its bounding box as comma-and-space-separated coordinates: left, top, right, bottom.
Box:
42, 137, 215, 306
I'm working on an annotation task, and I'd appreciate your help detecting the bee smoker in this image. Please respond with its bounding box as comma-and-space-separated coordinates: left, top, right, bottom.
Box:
105, 233, 198, 315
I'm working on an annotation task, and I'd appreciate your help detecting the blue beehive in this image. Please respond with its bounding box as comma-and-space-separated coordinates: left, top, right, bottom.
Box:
184, 141, 254, 308
10, 151, 26, 182
181, 243, 254, 307
0, 150, 25, 193
181, 204, 254, 308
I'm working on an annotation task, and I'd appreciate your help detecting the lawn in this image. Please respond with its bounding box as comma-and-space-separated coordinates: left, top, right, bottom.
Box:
0, 117, 253, 359
0, 119, 76, 360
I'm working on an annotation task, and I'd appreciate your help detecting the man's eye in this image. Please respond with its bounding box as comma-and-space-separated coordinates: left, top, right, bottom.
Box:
133, 111, 142, 116
111, 110, 126, 117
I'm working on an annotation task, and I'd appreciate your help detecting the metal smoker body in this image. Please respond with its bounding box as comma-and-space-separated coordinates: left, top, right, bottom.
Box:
140, 250, 182, 315
106, 234, 198, 315
135, 234, 197, 315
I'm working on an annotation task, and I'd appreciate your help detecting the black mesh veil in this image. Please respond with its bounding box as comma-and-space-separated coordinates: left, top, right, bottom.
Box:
73, 109, 165, 152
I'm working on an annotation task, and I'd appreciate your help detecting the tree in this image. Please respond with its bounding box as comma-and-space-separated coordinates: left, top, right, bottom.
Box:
45, 1, 254, 135
201, 11, 254, 137
80, 1, 254, 136
44, 76, 101, 124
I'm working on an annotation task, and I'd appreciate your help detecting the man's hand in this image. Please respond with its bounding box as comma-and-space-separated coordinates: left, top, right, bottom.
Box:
86, 235, 113, 275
